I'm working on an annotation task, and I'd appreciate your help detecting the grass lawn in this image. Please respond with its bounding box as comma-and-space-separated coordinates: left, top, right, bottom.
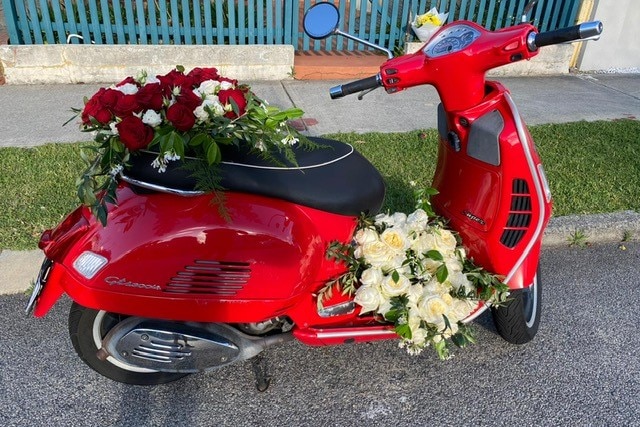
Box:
1, 119, 638, 250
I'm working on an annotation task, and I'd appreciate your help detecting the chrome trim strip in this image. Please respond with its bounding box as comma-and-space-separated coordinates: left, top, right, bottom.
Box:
316, 329, 398, 339
504, 94, 548, 288
119, 175, 205, 196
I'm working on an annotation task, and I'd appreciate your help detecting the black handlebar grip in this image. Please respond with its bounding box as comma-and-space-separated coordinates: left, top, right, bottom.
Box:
534, 21, 603, 49
329, 75, 381, 99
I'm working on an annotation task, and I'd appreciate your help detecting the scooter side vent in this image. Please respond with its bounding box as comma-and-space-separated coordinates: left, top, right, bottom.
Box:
500, 179, 532, 248
165, 260, 251, 295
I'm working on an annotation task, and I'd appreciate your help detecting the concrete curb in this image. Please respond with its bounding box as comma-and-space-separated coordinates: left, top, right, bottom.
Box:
2, 211, 638, 296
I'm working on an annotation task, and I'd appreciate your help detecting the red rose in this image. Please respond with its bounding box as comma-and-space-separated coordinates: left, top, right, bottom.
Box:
187, 67, 220, 84
166, 103, 196, 132
117, 76, 137, 86
136, 83, 164, 111
112, 94, 141, 117
174, 86, 202, 111
98, 88, 123, 109
116, 116, 154, 151
220, 77, 238, 87
218, 88, 248, 118
157, 70, 194, 97
81, 89, 112, 125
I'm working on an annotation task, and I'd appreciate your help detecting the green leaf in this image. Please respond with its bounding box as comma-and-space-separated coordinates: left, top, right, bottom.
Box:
206, 142, 221, 165
434, 339, 449, 360
95, 203, 108, 226
190, 133, 209, 147
384, 309, 400, 323
395, 323, 412, 340
426, 250, 443, 261
391, 270, 400, 283
436, 263, 449, 283
451, 333, 468, 348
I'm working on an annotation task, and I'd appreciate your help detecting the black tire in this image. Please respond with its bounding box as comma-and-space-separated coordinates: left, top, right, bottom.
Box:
491, 269, 541, 344
68, 302, 188, 385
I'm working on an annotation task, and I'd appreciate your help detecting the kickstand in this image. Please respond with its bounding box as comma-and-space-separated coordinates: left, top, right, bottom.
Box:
251, 353, 271, 392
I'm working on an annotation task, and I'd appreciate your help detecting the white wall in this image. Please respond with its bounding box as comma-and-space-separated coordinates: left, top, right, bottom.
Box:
578, 0, 640, 72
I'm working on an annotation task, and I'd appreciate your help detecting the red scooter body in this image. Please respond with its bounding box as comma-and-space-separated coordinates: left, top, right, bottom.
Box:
378, 20, 552, 290
27, 7, 601, 386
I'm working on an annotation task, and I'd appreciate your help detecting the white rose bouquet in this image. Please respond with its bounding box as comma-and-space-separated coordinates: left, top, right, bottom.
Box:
323, 187, 509, 359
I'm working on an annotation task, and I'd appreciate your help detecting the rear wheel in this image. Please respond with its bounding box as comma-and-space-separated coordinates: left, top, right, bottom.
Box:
68, 302, 188, 385
491, 269, 541, 344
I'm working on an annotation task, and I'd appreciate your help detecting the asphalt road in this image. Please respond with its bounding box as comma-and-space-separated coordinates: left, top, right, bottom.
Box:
1, 241, 639, 427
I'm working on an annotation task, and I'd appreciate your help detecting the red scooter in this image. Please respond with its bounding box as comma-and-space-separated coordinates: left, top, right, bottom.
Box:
26, 2, 602, 389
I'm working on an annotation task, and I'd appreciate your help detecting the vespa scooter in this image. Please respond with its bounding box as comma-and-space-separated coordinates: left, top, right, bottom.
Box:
26, 1, 602, 389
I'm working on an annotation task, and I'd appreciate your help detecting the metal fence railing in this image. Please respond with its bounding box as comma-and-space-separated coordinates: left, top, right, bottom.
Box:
2, 0, 582, 51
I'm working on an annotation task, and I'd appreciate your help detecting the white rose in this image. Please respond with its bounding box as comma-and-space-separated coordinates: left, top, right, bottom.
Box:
411, 232, 437, 254
445, 256, 464, 274
219, 81, 234, 90
115, 83, 138, 95
449, 271, 473, 294
360, 267, 383, 287
391, 212, 407, 227
141, 109, 162, 127
145, 75, 160, 85
196, 79, 220, 96
406, 284, 423, 306
407, 209, 429, 231
360, 240, 397, 269
354, 228, 378, 246
418, 295, 448, 325
354, 284, 383, 314
194, 98, 225, 121
407, 312, 428, 346
436, 229, 458, 253
380, 273, 411, 298
374, 213, 394, 227
451, 299, 477, 320
377, 299, 393, 316
380, 228, 409, 254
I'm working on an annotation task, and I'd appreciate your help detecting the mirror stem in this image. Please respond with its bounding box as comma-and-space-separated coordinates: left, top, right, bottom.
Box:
334, 29, 394, 59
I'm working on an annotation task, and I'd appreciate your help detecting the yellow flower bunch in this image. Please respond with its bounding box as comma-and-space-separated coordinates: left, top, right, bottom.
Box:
416, 12, 442, 27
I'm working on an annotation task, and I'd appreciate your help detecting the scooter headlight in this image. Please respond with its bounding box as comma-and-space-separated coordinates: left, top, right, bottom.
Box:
73, 251, 108, 279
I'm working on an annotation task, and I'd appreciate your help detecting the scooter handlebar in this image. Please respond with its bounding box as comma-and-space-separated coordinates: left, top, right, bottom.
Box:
532, 21, 603, 50
330, 74, 382, 99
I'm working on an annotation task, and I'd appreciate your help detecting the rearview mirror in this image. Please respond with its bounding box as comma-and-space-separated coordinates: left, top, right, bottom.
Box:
303, 2, 340, 39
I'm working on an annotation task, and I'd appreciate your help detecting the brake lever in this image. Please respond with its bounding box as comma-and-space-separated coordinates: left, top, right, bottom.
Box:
357, 86, 379, 100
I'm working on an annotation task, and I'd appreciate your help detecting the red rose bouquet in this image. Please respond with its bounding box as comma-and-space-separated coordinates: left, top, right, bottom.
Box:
75, 66, 306, 224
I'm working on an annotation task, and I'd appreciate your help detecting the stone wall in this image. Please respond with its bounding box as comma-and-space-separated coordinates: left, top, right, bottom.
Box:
0, 44, 294, 84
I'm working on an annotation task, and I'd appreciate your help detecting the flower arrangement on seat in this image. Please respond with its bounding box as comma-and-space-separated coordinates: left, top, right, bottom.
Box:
75, 65, 307, 224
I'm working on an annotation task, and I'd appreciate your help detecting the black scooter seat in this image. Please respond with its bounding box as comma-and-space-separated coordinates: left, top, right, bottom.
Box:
122, 137, 385, 216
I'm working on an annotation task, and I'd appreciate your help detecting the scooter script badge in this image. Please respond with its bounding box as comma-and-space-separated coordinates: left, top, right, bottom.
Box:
105, 276, 162, 291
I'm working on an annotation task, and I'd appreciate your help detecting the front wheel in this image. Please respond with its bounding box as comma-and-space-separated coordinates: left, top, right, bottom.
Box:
491, 269, 541, 344
68, 302, 188, 385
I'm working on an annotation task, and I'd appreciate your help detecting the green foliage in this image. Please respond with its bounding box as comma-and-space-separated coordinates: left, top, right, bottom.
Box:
567, 229, 589, 248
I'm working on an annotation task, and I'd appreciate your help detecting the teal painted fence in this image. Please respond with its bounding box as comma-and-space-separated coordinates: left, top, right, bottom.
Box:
2, 0, 582, 51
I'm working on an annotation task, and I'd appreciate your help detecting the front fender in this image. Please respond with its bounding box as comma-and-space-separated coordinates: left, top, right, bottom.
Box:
32, 261, 66, 318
